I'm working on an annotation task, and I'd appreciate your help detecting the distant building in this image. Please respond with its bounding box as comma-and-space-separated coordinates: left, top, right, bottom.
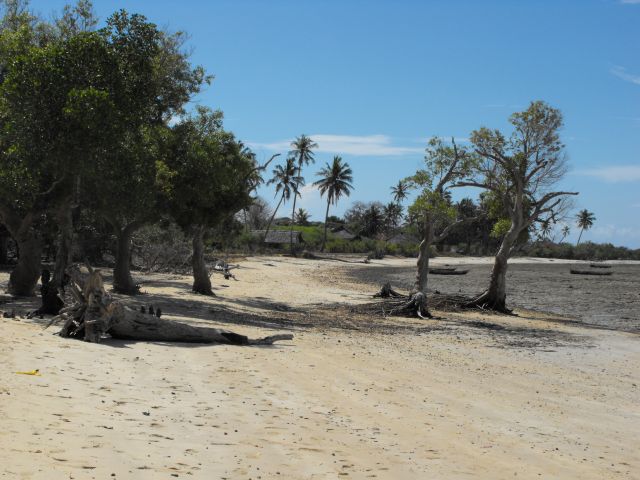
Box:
273, 217, 291, 226
331, 227, 358, 241
387, 233, 420, 245
251, 230, 304, 245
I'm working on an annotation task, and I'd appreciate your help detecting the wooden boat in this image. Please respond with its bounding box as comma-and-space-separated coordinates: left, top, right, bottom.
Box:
570, 269, 612, 276
429, 268, 469, 275
589, 263, 612, 268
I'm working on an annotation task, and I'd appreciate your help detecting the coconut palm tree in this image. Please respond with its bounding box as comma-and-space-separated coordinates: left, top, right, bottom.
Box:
538, 219, 553, 241
390, 180, 408, 204
295, 208, 310, 226
288, 134, 318, 253
383, 202, 403, 231
313, 156, 354, 251
576, 209, 596, 245
560, 225, 570, 243
264, 157, 303, 242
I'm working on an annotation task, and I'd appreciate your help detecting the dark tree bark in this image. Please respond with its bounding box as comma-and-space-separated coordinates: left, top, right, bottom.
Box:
8, 231, 42, 297
1, 210, 42, 297
112, 222, 140, 294
52, 198, 73, 290
0, 230, 8, 264
191, 225, 213, 295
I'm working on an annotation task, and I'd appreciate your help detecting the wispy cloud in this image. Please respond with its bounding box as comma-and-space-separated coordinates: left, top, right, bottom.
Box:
578, 165, 640, 182
611, 66, 640, 85
591, 224, 640, 242
249, 134, 423, 157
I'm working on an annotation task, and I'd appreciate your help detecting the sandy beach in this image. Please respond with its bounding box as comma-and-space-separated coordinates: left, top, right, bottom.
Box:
1, 256, 639, 479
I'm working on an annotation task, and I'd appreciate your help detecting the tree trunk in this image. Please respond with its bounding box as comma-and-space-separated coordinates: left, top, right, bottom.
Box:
0, 231, 8, 264
289, 163, 302, 254
56, 266, 292, 346
469, 224, 520, 312
406, 221, 433, 318
576, 228, 584, 246
191, 225, 213, 295
8, 230, 42, 297
414, 237, 431, 295
321, 200, 331, 252
52, 198, 73, 290
263, 195, 284, 242
113, 223, 139, 294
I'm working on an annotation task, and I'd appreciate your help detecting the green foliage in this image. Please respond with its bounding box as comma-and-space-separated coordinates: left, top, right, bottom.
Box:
313, 156, 353, 206
491, 218, 512, 238
157, 108, 254, 232
404, 136, 475, 241
523, 241, 640, 261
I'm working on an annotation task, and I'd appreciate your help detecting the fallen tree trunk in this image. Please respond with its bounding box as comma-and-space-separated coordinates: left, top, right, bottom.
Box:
54, 264, 293, 346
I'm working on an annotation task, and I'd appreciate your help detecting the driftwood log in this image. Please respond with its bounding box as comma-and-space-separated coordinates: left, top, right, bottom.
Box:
428, 268, 469, 275
570, 269, 612, 276
52, 264, 293, 346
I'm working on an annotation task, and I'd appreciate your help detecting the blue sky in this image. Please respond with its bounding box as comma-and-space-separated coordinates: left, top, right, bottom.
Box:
31, 0, 640, 247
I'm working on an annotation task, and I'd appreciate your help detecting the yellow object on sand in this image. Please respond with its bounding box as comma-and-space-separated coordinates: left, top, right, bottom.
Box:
15, 369, 40, 376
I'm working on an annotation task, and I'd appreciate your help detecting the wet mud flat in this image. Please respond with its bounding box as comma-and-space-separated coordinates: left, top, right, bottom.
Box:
347, 261, 640, 333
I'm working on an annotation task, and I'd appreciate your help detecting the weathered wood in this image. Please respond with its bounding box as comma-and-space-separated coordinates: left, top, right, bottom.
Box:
429, 268, 469, 275
570, 269, 612, 276
54, 264, 292, 346
373, 283, 403, 298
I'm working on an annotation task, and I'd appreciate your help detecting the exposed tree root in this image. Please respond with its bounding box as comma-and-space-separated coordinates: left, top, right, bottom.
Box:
373, 282, 403, 298
464, 291, 513, 314
388, 292, 432, 319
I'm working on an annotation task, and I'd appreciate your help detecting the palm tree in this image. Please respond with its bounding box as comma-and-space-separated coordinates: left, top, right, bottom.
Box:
383, 202, 403, 231
560, 225, 570, 243
538, 219, 553, 241
295, 208, 310, 226
313, 156, 354, 251
363, 204, 384, 238
288, 134, 318, 253
390, 180, 408, 204
576, 209, 596, 245
264, 157, 303, 242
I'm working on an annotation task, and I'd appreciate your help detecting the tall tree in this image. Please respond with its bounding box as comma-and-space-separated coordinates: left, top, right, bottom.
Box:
576, 209, 595, 245
538, 219, 553, 241
390, 180, 408, 204
264, 157, 302, 242
560, 224, 571, 243
383, 202, 403, 231
0, 3, 111, 295
455, 101, 578, 311
402, 137, 476, 317
85, 10, 209, 294
288, 134, 317, 253
313, 156, 353, 251
295, 208, 311, 226
157, 107, 254, 295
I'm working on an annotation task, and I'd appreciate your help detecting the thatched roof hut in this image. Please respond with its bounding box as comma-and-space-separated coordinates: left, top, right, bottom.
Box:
252, 230, 304, 245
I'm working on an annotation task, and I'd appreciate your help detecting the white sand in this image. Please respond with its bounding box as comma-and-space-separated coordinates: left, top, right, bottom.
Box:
1, 256, 638, 479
